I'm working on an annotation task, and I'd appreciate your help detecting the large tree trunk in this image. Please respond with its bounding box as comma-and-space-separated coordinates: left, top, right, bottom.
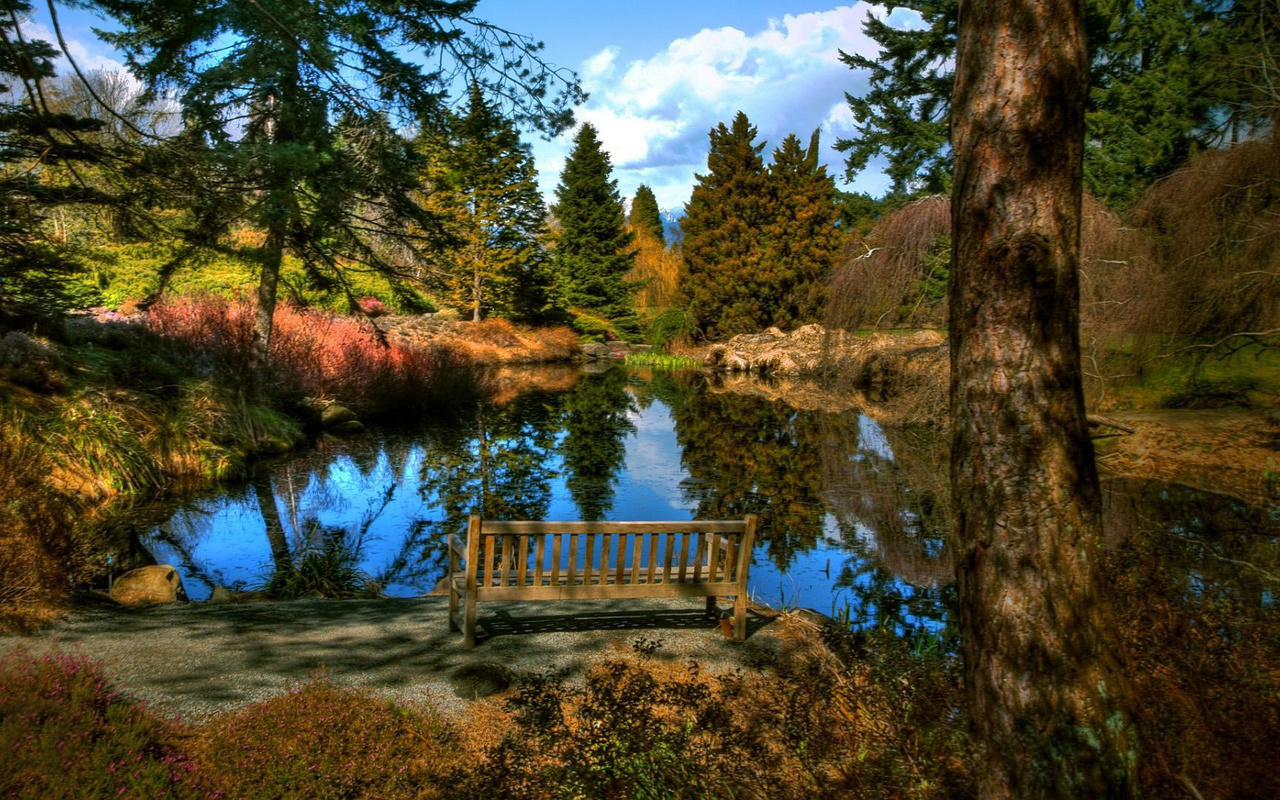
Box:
949, 1, 1137, 797
251, 222, 284, 380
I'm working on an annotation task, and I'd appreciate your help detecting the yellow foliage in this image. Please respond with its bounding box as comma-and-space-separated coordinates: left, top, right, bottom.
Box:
626, 226, 680, 312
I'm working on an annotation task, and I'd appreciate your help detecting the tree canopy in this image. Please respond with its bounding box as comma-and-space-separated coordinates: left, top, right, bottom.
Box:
628, 184, 665, 246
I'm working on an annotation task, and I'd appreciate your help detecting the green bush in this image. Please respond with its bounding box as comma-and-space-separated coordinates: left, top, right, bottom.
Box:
647, 309, 695, 351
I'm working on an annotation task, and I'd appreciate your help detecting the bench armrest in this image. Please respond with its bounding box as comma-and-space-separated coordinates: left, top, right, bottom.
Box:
448, 534, 467, 560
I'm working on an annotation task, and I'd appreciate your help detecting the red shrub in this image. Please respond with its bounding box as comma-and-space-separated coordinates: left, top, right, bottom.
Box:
146, 297, 482, 419
0, 652, 197, 798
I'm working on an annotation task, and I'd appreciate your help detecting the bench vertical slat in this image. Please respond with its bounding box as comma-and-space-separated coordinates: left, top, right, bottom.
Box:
568, 533, 579, 585
646, 533, 658, 584
498, 536, 512, 587
551, 533, 562, 586
517, 536, 529, 587
534, 535, 545, 586
724, 534, 738, 584
483, 534, 496, 587
464, 515, 480, 649
448, 529, 460, 631
678, 532, 690, 582
691, 532, 703, 583
628, 533, 641, 585
583, 534, 595, 585
707, 533, 721, 583
599, 533, 610, 585
662, 533, 674, 584
615, 533, 627, 585
733, 515, 758, 641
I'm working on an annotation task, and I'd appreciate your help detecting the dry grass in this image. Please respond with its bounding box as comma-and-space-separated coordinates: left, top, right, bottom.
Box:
448, 319, 580, 364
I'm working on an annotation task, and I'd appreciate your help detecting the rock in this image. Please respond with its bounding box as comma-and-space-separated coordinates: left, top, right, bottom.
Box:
581, 342, 612, 360
320, 404, 357, 427
764, 326, 785, 338
208, 585, 234, 604
724, 354, 749, 372
110, 565, 188, 606
449, 663, 517, 700
630, 344, 653, 354
330, 419, 365, 435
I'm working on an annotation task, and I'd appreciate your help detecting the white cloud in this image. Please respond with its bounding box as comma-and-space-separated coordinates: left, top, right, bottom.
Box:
532, 4, 892, 210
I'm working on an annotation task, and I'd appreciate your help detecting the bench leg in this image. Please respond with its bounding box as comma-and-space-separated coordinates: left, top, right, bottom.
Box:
706, 595, 718, 618
448, 585, 460, 632
733, 593, 747, 641
463, 590, 477, 649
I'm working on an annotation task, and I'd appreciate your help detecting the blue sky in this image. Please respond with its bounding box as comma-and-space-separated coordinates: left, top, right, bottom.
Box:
24, 1, 902, 210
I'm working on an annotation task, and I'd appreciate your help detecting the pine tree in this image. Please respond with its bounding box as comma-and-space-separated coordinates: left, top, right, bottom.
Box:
0, 0, 109, 330
678, 112, 770, 337
96, 0, 582, 375
628, 184, 665, 245
419, 85, 551, 322
550, 123, 636, 324
760, 130, 841, 327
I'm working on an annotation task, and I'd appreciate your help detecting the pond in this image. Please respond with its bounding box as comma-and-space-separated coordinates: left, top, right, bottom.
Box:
139, 366, 1278, 638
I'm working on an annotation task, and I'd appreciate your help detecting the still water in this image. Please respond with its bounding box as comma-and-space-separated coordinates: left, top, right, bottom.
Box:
142, 367, 1277, 635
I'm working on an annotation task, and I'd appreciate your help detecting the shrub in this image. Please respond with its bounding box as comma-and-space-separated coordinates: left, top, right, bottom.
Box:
146, 297, 483, 420
195, 678, 462, 799
0, 652, 196, 798
357, 296, 389, 317
469, 627, 971, 800
262, 524, 373, 600
648, 309, 696, 352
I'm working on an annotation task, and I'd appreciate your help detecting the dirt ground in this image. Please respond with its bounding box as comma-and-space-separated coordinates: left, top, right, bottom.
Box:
0, 596, 781, 722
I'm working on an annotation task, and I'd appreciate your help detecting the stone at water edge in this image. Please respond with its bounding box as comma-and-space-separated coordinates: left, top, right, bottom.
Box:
581, 342, 612, 360
320, 403, 358, 427
208, 585, 234, 604
110, 565, 188, 606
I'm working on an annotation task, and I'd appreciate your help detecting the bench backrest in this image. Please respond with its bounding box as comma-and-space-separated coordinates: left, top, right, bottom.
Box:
465, 516, 757, 590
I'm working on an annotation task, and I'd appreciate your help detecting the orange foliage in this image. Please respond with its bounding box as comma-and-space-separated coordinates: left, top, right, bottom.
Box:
626, 227, 681, 311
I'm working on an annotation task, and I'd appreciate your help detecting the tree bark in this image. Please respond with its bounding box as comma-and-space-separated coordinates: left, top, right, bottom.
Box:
949, 1, 1137, 797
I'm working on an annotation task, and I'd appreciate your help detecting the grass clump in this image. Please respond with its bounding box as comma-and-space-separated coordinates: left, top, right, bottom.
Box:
624, 352, 704, 370
262, 525, 374, 600
195, 677, 462, 799
0, 652, 197, 799
647, 308, 696, 351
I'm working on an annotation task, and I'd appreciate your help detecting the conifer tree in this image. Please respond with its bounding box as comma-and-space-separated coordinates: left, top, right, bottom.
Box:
628, 184, 665, 245
96, 0, 581, 375
419, 85, 551, 322
550, 123, 636, 323
678, 112, 770, 337
760, 130, 841, 327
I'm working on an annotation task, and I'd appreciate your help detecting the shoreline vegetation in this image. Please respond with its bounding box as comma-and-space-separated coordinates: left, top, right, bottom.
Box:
0, 301, 579, 632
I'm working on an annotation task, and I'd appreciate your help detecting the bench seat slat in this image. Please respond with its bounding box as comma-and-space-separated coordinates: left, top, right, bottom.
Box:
481, 521, 746, 535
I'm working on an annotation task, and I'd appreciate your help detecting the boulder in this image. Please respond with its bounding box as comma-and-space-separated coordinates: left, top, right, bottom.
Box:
320, 404, 357, 427
630, 344, 653, 354
208, 585, 234, 604
329, 419, 366, 436
581, 342, 612, 360
110, 565, 188, 607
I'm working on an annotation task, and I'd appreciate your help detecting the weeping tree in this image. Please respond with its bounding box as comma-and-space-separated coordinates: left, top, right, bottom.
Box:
949, 0, 1137, 795
94, 0, 582, 375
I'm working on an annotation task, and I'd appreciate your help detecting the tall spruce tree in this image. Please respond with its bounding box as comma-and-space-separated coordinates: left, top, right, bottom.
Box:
418, 85, 551, 322
760, 130, 841, 327
628, 184, 665, 245
550, 123, 636, 324
96, 0, 581, 375
678, 112, 770, 337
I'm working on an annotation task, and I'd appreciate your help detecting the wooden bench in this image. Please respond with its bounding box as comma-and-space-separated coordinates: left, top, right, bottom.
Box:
448, 514, 758, 648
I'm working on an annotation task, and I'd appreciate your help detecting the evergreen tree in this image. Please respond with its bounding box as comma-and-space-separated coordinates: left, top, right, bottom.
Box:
835, 0, 956, 197
0, 0, 109, 329
96, 0, 581, 374
839, 0, 1241, 208
678, 112, 770, 337
418, 85, 552, 322
628, 184, 665, 245
550, 123, 636, 323
760, 130, 841, 327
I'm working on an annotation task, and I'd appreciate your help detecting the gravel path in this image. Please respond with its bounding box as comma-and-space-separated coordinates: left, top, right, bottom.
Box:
0, 597, 778, 721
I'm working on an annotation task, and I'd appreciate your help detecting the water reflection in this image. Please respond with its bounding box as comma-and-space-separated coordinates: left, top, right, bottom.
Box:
142, 367, 1277, 637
